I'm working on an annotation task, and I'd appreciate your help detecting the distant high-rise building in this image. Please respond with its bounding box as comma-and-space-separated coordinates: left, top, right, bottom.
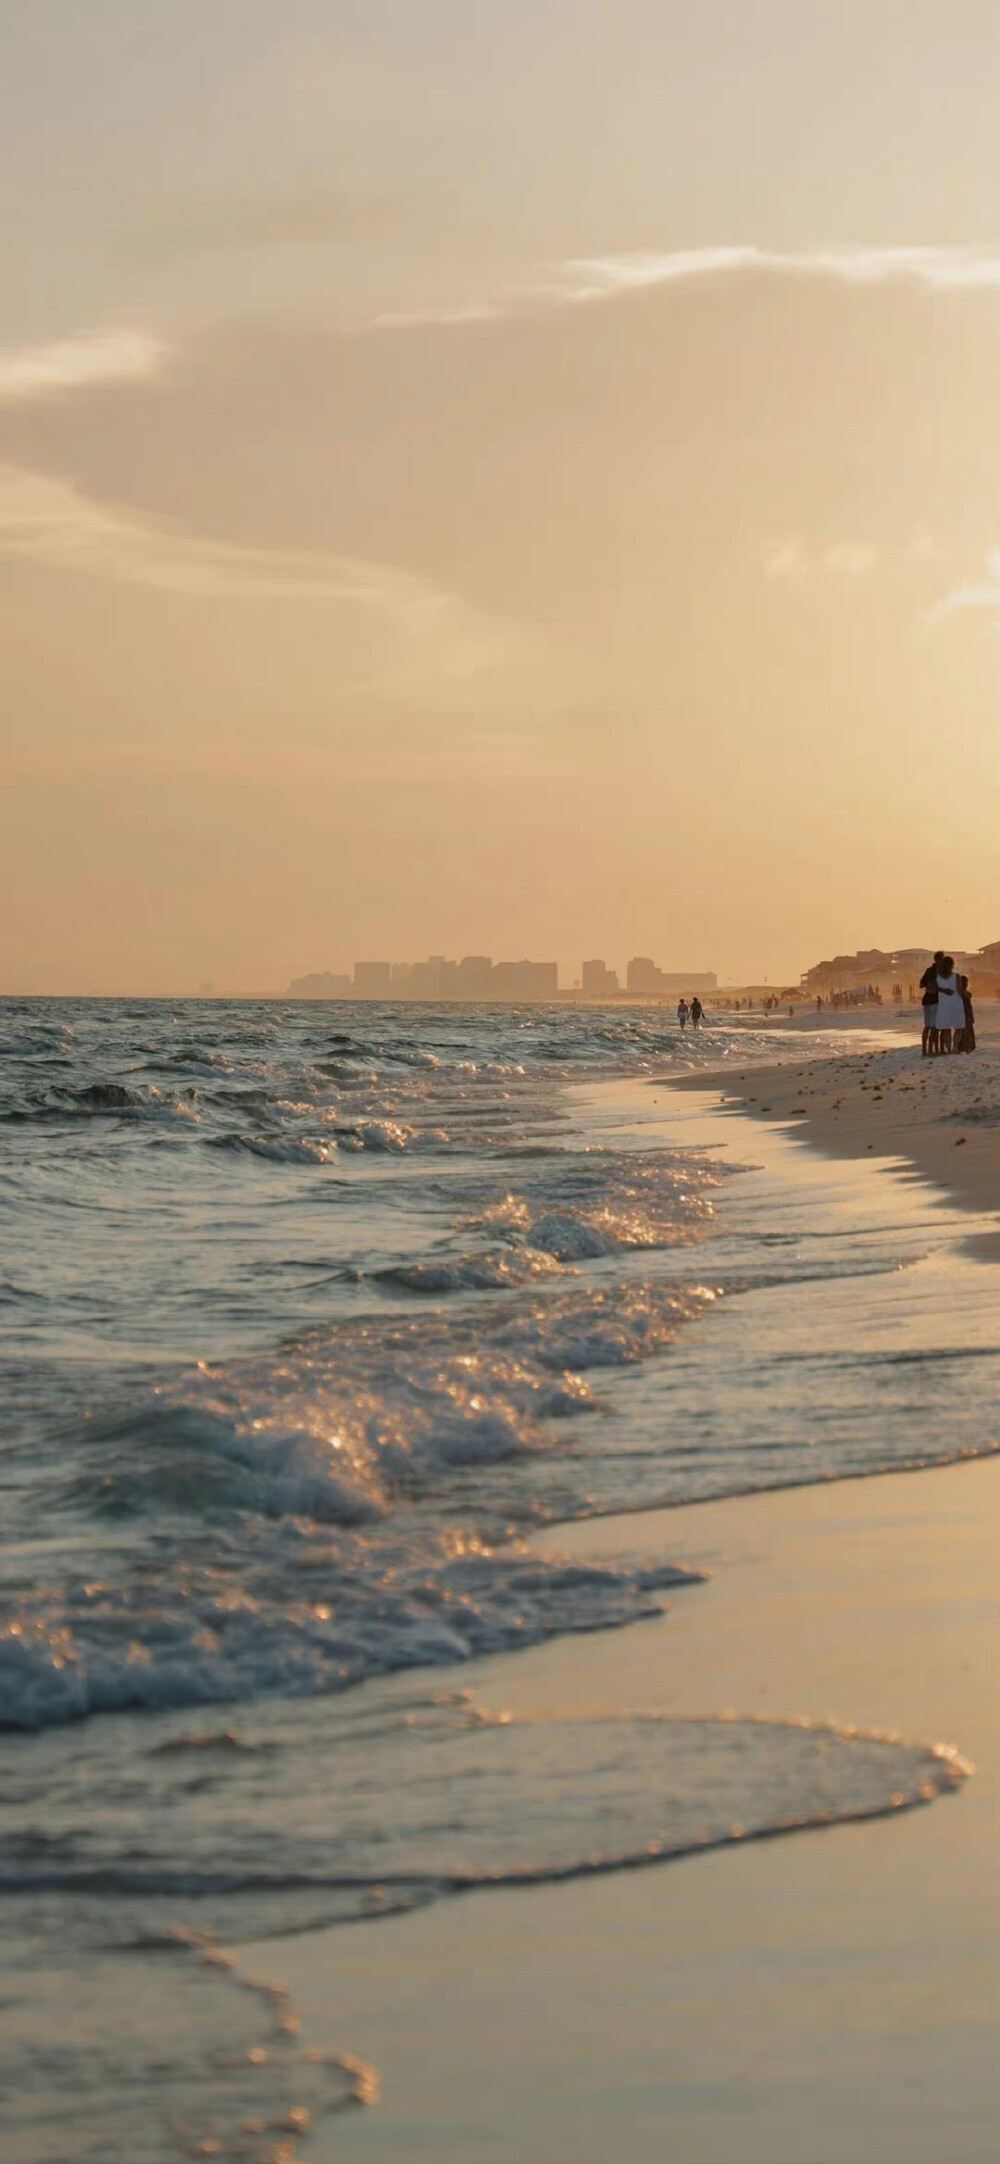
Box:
455, 956, 494, 999
353, 962, 392, 996
491, 960, 558, 999
626, 957, 715, 995
582, 959, 619, 995
406, 957, 459, 998
387, 955, 504, 998
288, 971, 353, 998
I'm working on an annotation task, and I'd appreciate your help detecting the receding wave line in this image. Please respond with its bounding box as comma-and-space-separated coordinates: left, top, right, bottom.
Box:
0, 1716, 968, 1935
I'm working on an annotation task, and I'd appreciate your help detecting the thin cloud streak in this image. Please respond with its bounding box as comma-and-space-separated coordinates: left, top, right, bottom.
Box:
0, 466, 505, 682
0, 330, 166, 403
562, 245, 1000, 300
764, 536, 879, 580
0, 466, 439, 606
932, 550, 1000, 621
360, 243, 1000, 335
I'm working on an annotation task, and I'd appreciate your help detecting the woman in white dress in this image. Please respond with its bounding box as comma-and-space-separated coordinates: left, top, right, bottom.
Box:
934, 958, 965, 1053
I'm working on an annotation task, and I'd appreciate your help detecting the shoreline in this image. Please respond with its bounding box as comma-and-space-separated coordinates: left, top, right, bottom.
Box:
663, 1016, 1000, 1215
258, 1076, 1000, 2164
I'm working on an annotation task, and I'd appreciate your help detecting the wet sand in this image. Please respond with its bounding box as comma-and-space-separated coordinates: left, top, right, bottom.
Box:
280, 1453, 1000, 2164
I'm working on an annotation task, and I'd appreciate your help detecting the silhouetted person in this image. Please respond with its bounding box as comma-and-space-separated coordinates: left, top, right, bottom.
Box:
920, 951, 945, 1056
677, 999, 689, 1030
934, 957, 963, 1054
957, 974, 976, 1053
690, 996, 703, 1027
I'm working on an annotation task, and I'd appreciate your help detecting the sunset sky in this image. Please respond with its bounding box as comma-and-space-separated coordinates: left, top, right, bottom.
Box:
2, 1, 998, 993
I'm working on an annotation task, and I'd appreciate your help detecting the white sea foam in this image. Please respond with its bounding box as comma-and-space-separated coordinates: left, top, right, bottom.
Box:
210, 1131, 335, 1164
5, 1262, 728, 1727
0, 1548, 696, 1728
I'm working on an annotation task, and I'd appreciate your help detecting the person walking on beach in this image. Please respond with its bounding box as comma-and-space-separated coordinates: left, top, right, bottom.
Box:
677, 998, 689, 1031
920, 951, 945, 1056
934, 957, 964, 1054
690, 996, 703, 1028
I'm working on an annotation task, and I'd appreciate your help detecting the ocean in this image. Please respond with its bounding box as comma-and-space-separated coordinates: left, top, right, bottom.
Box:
1, 998, 993, 2162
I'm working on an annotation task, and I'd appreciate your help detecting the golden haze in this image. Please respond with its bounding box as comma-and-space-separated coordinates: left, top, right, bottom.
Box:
1, 5, 998, 992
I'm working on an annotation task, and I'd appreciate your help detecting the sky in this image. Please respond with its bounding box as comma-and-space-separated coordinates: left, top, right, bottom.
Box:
1, 0, 998, 993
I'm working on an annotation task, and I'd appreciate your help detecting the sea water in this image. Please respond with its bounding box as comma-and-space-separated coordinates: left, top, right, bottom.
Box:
0, 999, 991, 2162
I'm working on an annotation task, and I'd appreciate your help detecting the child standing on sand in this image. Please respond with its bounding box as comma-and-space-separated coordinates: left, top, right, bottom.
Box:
957, 975, 976, 1053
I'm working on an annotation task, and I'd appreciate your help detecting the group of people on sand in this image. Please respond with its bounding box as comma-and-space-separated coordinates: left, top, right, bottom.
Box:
676, 996, 705, 1031
920, 951, 976, 1057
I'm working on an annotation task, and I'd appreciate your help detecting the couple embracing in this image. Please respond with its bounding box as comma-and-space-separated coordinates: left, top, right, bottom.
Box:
920, 951, 975, 1057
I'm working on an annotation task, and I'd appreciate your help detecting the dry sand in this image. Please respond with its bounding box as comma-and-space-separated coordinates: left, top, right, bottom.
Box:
674, 1011, 1000, 1215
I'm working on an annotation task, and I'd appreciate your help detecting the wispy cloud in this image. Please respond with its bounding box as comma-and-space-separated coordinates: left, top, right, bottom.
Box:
561, 246, 1000, 300
369, 302, 503, 331
0, 465, 427, 603
0, 330, 165, 403
932, 551, 1000, 621
0, 466, 502, 678
763, 535, 810, 580
362, 243, 1000, 338
764, 535, 879, 580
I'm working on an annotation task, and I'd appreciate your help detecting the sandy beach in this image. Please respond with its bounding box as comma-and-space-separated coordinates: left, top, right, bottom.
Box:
675, 1009, 1000, 1215
253, 1066, 1000, 2164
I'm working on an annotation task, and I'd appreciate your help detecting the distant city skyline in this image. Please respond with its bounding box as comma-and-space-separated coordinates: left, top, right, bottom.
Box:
281, 938, 1000, 1003
289, 954, 720, 1001
8, 938, 1000, 1002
